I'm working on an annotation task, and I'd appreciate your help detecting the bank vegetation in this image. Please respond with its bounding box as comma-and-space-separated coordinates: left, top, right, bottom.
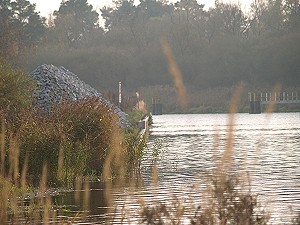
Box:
1, 0, 300, 113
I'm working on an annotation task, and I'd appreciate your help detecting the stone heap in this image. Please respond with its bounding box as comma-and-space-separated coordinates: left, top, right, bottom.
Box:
29, 64, 128, 126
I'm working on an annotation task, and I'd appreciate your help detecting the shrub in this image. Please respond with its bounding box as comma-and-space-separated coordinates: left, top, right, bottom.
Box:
52, 98, 115, 176
18, 109, 61, 185
0, 58, 34, 130
18, 97, 117, 185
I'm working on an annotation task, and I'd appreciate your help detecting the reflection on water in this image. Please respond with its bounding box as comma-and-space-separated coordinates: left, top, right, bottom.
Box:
142, 113, 300, 224
46, 113, 300, 224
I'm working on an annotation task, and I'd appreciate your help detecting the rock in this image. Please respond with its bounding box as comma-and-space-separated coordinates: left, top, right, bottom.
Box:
29, 64, 128, 127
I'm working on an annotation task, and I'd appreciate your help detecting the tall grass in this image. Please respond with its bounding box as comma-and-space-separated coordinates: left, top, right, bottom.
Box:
0, 92, 147, 223
0, 95, 299, 224
1, 49, 299, 225
134, 84, 270, 225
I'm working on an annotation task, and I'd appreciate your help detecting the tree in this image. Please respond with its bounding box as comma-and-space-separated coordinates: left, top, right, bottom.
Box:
249, 0, 268, 36
0, 0, 45, 60
138, 0, 167, 18
10, 0, 46, 46
53, 0, 99, 48
283, 0, 300, 31
0, 0, 18, 59
211, 2, 250, 37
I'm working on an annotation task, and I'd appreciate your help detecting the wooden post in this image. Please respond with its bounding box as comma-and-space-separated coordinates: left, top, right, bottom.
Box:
152, 96, 162, 115
249, 92, 261, 114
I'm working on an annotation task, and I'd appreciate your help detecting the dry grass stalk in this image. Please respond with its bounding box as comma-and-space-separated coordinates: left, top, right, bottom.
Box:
21, 153, 28, 190
0, 178, 9, 224
103, 153, 114, 216
265, 83, 281, 116
39, 163, 48, 204
218, 83, 244, 174
1, 116, 5, 176
75, 175, 83, 205
43, 196, 52, 225
8, 134, 20, 185
152, 163, 158, 188
57, 136, 65, 183
103, 115, 126, 220
83, 177, 90, 216
161, 36, 188, 108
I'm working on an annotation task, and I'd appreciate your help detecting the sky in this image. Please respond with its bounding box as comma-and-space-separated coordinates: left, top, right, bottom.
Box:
29, 0, 253, 18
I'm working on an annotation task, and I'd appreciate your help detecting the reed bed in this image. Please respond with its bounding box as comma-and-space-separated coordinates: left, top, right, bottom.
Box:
0, 44, 299, 225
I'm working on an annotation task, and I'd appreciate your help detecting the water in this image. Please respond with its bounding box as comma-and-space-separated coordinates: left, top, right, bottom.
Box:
52, 113, 300, 223
143, 113, 300, 224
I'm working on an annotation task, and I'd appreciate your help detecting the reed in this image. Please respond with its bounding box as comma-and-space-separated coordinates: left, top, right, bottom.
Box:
0, 52, 298, 225
133, 43, 272, 224
161, 37, 188, 108
135, 85, 269, 225
0, 100, 299, 224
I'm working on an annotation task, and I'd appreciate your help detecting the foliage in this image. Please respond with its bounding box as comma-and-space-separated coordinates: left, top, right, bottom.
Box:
10, 0, 300, 113
0, 58, 35, 128
53, 0, 99, 48
18, 97, 116, 185
0, 0, 46, 60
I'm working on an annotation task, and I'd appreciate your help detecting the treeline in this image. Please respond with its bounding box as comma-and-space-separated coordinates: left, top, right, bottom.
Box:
1, 0, 300, 112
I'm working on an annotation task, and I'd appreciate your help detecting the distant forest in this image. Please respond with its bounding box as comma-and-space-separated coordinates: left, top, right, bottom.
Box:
1, 0, 300, 113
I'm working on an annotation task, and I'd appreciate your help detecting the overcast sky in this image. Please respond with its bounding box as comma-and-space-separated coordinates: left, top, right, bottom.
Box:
29, 0, 252, 17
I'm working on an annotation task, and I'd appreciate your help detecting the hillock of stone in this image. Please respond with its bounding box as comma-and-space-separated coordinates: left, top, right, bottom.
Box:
29, 64, 128, 126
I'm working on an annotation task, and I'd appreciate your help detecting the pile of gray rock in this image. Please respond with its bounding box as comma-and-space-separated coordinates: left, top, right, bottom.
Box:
29, 64, 128, 126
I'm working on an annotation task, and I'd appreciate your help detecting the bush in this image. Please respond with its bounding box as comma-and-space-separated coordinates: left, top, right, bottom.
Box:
19, 97, 117, 185
0, 58, 35, 130
53, 98, 115, 176
19, 112, 61, 184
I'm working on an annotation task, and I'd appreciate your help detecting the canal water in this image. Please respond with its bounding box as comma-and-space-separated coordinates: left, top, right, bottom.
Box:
53, 113, 300, 224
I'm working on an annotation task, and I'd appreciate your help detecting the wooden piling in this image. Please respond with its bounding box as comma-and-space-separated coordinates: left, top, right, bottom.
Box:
249, 92, 261, 114
152, 96, 162, 115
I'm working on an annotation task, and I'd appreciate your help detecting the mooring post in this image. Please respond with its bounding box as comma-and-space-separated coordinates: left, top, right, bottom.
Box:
249, 92, 261, 114
152, 96, 162, 115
